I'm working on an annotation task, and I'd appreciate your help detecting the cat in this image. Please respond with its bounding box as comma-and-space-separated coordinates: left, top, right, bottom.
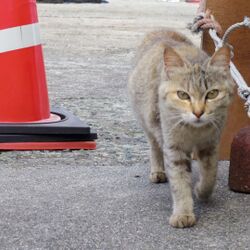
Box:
128, 30, 234, 228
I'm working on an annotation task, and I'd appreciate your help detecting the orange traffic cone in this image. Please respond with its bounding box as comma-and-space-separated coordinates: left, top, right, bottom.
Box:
0, 0, 50, 122
0, 0, 97, 150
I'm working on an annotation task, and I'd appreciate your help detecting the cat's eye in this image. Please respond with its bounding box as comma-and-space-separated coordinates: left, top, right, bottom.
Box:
177, 91, 190, 100
206, 89, 219, 100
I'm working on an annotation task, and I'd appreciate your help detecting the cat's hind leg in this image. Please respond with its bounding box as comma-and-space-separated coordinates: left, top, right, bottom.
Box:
195, 146, 218, 201
147, 134, 167, 183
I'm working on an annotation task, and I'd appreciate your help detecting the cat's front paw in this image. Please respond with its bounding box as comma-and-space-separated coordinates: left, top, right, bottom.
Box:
194, 183, 213, 201
150, 172, 167, 183
169, 213, 196, 228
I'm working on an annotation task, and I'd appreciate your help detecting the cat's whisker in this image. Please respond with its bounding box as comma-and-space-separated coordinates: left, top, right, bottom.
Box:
167, 111, 181, 116
207, 115, 220, 129
178, 120, 187, 131
209, 119, 220, 135
167, 112, 182, 120
168, 115, 181, 120
169, 119, 184, 133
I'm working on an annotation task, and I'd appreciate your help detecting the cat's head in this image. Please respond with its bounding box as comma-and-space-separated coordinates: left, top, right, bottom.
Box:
159, 45, 234, 128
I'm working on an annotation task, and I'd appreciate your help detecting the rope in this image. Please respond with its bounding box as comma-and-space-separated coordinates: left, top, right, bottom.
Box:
208, 17, 250, 117
222, 17, 250, 44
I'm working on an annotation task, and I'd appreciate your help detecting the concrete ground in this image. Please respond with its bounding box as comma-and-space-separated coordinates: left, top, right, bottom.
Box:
0, 0, 249, 249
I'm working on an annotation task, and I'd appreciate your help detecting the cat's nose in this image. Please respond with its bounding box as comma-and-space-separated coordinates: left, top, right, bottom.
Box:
193, 111, 204, 119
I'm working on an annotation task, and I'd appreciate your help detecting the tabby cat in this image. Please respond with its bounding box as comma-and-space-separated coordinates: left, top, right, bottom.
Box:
128, 30, 234, 228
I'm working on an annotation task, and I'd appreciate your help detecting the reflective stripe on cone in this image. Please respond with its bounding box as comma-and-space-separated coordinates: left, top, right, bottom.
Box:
0, 23, 41, 53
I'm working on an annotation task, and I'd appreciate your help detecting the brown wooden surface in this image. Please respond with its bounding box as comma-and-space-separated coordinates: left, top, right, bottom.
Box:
202, 0, 250, 160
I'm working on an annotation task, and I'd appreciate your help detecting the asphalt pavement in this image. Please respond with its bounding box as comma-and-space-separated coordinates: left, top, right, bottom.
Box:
0, 1, 249, 249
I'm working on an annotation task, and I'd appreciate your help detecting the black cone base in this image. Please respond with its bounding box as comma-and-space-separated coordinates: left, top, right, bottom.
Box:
0, 107, 97, 150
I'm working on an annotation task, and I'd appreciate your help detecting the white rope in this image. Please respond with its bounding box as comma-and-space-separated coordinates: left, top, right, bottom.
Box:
208, 17, 250, 117
222, 17, 250, 44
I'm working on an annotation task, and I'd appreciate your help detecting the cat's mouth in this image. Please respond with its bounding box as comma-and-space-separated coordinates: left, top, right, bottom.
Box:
190, 119, 208, 128
182, 114, 208, 127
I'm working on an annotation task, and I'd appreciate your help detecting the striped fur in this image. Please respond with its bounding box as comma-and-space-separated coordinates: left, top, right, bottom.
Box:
128, 29, 234, 228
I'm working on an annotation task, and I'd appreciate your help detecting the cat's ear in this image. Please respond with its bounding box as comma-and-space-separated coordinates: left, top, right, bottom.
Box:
164, 47, 186, 77
209, 46, 231, 69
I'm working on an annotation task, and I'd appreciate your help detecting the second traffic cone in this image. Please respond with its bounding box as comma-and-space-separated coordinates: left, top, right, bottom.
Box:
0, 0, 97, 150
